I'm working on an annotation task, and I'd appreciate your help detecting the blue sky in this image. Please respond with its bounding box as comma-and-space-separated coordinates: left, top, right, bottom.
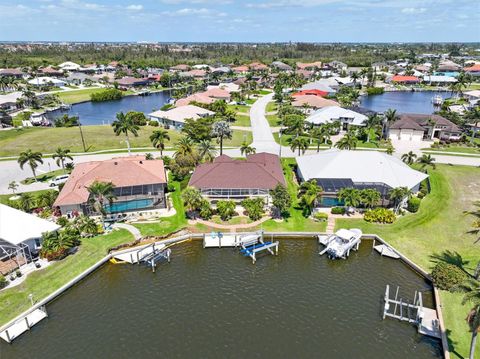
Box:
0, 0, 479, 42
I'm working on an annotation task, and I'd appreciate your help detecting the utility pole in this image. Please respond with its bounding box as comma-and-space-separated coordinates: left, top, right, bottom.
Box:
78, 119, 87, 152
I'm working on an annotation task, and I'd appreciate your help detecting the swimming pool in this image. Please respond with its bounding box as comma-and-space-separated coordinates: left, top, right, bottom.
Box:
104, 198, 154, 213
319, 197, 344, 207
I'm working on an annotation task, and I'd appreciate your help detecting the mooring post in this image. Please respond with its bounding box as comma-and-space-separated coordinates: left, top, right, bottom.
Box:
24, 317, 30, 330
5, 329, 10, 343
130, 253, 133, 263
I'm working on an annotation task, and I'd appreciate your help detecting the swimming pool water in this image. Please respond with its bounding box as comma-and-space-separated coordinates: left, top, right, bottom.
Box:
105, 198, 154, 213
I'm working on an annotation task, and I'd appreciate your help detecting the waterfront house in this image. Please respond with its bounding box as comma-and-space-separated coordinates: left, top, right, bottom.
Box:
301, 81, 337, 94
66, 72, 97, 86
464, 64, 480, 77
292, 89, 329, 97
201, 87, 231, 101
179, 69, 207, 80
148, 105, 214, 129
116, 76, 150, 88
175, 93, 215, 107
0, 204, 60, 274
390, 75, 420, 85
388, 114, 461, 141
296, 149, 428, 206
422, 75, 457, 85
0, 92, 22, 113
189, 153, 285, 202
0, 68, 25, 78
28, 77, 67, 87
53, 156, 167, 216
305, 106, 366, 130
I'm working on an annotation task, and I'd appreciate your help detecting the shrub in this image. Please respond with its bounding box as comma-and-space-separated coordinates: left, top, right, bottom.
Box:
90, 88, 123, 102
166, 183, 176, 193
41, 247, 69, 261
15, 270, 22, 277
149, 120, 159, 127
331, 207, 346, 215
241, 198, 265, 221
366, 87, 384, 95
199, 199, 213, 220
431, 262, 468, 291
0, 275, 7, 289
313, 212, 328, 221
56, 216, 69, 227
407, 196, 421, 213
364, 208, 396, 223
216, 200, 236, 221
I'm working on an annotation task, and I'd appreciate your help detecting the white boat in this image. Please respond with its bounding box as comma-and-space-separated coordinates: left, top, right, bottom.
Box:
318, 228, 363, 259
431, 95, 443, 106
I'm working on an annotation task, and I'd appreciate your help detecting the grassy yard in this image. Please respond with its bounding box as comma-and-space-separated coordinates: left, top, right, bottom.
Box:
0, 229, 134, 326
423, 146, 480, 155
266, 114, 280, 127
0, 126, 253, 157
234, 114, 251, 127
335, 165, 480, 358
227, 104, 250, 114
210, 216, 253, 225
21, 168, 66, 185
266, 101, 278, 112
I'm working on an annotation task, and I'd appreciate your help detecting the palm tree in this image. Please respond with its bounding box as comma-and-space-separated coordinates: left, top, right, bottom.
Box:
240, 142, 256, 156
401, 151, 417, 165
363, 114, 382, 143
37, 191, 58, 208
112, 111, 140, 154
52, 147, 73, 173
360, 189, 381, 209
17, 149, 43, 181
197, 139, 218, 162
466, 106, 480, 145
453, 278, 480, 359
338, 188, 362, 208
383, 109, 397, 139
298, 180, 323, 216
389, 187, 411, 214
290, 136, 309, 156
211, 121, 232, 155
181, 186, 203, 219
464, 201, 480, 244
174, 137, 196, 158
8, 181, 18, 195
150, 129, 170, 157
19, 192, 35, 212
335, 132, 358, 150
74, 215, 98, 236
87, 181, 116, 225
309, 126, 328, 152
417, 154, 436, 170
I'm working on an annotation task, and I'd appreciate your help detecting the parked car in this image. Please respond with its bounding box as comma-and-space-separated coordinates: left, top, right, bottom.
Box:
49, 174, 69, 187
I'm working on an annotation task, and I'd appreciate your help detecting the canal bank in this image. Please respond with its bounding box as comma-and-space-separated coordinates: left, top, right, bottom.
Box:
0, 232, 448, 358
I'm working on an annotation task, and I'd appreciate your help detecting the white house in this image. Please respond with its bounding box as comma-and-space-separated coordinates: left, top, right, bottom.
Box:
28, 77, 67, 87
306, 106, 367, 130
0, 204, 60, 274
148, 105, 214, 129
58, 61, 81, 71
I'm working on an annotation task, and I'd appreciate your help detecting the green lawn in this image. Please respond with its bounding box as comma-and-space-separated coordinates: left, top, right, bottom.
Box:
55, 88, 104, 104
266, 101, 278, 112
234, 114, 251, 127
227, 104, 250, 114
0, 126, 252, 157
423, 146, 480, 155
335, 165, 480, 358
0, 229, 134, 326
210, 216, 253, 225
266, 114, 280, 127
132, 180, 188, 237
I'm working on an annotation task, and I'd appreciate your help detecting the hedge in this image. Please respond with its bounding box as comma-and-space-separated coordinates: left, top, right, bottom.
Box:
431, 262, 468, 291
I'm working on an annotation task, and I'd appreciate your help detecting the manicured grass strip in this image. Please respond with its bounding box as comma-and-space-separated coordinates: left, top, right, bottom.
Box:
0, 229, 134, 326
266, 114, 280, 127
0, 126, 252, 157
234, 114, 251, 127
422, 147, 480, 155
266, 101, 278, 112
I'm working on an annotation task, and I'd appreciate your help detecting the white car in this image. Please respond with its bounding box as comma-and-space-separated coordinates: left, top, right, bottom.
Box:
49, 174, 69, 187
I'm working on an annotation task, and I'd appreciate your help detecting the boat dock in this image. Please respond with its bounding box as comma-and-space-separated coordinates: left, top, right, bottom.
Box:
112, 242, 171, 272
0, 307, 48, 343
203, 231, 262, 248
318, 228, 362, 259
383, 284, 441, 339
374, 244, 400, 259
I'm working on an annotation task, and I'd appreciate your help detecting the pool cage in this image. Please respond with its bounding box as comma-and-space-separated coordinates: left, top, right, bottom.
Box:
0, 239, 33, 276
200, 188, 270, 199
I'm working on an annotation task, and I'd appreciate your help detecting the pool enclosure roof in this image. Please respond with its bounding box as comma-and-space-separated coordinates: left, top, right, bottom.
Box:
296, 150, 429, 191
306, 106, 367, 126
0, 204, 60, 245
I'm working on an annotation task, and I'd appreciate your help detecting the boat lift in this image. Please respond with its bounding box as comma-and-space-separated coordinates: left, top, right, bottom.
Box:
239, 235, 279, 264
318, 229, 362, 259
383, 284, 441, 339
112, 243, 171, 272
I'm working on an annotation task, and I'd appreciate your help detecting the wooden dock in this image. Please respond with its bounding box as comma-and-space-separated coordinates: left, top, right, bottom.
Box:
0, 307, 48, 343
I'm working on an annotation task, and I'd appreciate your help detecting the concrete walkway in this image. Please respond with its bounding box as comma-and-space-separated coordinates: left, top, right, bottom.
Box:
113, 223, 142, 240
190, 216, 270, 233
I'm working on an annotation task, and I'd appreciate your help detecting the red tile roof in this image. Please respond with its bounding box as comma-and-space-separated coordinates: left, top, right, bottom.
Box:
189, 153, 285, 190
292, 89, 328, 97
391, 75, 420, 83
465, 64, 480, 72
54, 156, 166, 206
296, 61, 322, 70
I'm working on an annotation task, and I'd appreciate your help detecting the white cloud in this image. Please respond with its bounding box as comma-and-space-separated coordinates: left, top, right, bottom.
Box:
401, 7, 427, 14
163, 7, 227, 16
126, 4, 143, 10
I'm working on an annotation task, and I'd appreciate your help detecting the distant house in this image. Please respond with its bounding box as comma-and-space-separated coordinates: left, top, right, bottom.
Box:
0, 204, 60, 274
271, 61, 292, 71
189, 153, 286, 202
53, 156, 167, 216
201, 87, 231, 101
0, 92, 22, 112
388, 114, 461, 141
306, 106, 367, 130
211, 66, 231, 75
175, 93, 215, 107
292, 89, 329, 97
390, 75, 420, 84
40, 66, 64, 77
170, 64, 190, 72
58, 61, 81, 71
437, 60, 461, 72
28, 77, 67, 87
327, 61, 347, 71
116, 76, 150, 88
296, 150, 428, 206
232, 65, 249, 74
66, 72, 96, 85
422, 75, 457, 85
292, 95, 339, 112
208, 82, 240, 93
296, 62, 322, 71
464, 64, 480, 77
148, 104, 214, 129
0, 68, 24, 78
296, 69, 314, 80
300, 81, 336, 94
248, 62, 269, 71
179, 69, 207, 79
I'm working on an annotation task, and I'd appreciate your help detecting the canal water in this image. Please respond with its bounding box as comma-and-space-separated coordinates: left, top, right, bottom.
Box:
45, 91, 171, 126
0, 239, 442, 359
361, 90, 450, 114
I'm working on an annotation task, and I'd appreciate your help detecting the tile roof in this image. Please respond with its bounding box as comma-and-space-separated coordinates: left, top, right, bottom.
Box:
391, 114, 461, 133
391, 75, 420, 83
189, 153, 285, 190
149, 104, 214, 123
292, 95, 339, 108
53, 156, 167, 207
175, 93, 215, 107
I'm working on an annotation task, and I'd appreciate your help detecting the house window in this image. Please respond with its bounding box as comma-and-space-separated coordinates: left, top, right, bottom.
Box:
34, 238, 41, 248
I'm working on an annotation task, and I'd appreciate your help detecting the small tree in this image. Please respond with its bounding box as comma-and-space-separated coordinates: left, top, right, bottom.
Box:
216, 200, 236, 221
270, 184, 292, 218
389, 187, 412, 214
338, 187, 362, 208
17, 149, 43, 181
360, 188, 381, 209
181, 186, 203, 219
53, 147, 73, 173
8, 181, 18, 195
241, 197, 265, 221
298, 180, 323, 216
212, 121, 232, 155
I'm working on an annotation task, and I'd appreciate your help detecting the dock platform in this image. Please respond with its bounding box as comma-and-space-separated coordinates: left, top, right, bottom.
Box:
203, 232, 262, 248
0, 307, 48, 343
374, 244, 400, 259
